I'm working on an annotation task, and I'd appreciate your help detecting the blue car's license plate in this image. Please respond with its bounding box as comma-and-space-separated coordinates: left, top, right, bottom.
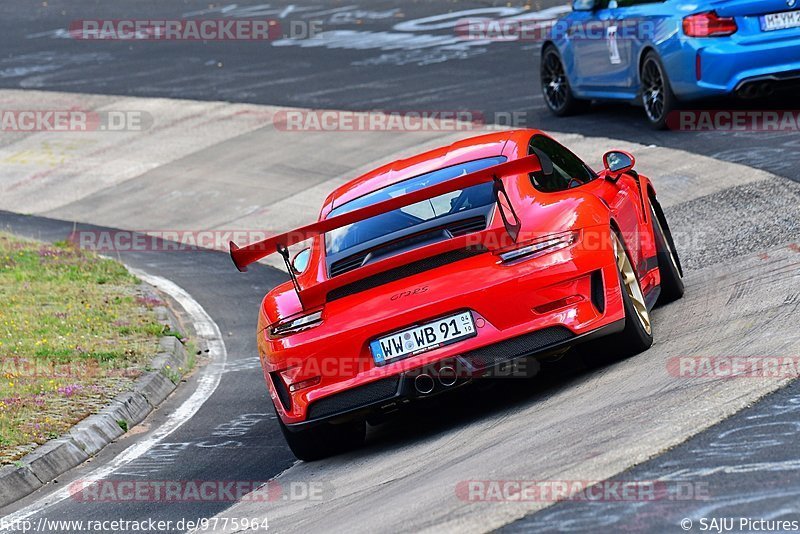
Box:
370, 311, 476, 365
761, 10, 800, 31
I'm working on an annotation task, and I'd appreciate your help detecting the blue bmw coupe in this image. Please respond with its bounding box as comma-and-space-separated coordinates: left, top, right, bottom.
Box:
541, 0, 800, 128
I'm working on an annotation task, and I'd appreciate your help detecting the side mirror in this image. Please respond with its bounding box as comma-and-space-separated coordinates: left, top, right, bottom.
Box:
291, 247, 311, 274
572, 0, 596, 11
603, 150, 635, 181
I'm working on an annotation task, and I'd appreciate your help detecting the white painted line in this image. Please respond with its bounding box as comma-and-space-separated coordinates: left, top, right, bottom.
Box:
0, 269, 227, 526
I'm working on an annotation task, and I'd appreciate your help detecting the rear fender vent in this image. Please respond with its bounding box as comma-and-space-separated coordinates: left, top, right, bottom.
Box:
591, 270, 605, 314
270, 372, 292, 412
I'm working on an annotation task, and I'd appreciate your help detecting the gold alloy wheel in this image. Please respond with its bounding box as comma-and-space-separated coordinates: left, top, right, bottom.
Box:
613, 233, 652, 335
651, 205, 682, 278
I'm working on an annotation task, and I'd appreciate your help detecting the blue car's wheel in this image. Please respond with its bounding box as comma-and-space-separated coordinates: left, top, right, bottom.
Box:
541, 46, 588, 117
640, 52, 677, 130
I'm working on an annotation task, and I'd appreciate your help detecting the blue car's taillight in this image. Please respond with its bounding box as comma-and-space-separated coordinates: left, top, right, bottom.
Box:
683, 11, 738, 37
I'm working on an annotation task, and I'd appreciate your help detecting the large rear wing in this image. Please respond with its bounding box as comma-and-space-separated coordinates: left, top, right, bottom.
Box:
230, 154, 541, 272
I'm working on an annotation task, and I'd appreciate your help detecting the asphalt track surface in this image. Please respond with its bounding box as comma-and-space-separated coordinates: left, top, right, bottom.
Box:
0, 1, 799, 533
1, 0, 799, 182
503, 375, 800, 532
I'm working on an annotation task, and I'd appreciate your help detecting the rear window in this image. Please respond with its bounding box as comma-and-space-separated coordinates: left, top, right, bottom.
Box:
326, 156, 506, 256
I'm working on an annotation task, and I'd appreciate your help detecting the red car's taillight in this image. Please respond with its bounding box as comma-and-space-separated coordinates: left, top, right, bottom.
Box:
269, 310, 323, 338
496, 231, 579, 264
683, 11, 737, 37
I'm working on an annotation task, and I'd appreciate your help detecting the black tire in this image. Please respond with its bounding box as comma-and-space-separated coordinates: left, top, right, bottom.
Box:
541, 46, 589, 117
278, 415, 366, 462
640, 51, 678, 130
650, 198, 684, 305
585, 231, 654, 367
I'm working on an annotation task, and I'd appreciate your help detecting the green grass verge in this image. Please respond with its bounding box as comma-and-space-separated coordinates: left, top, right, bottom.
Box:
0, 232, 171, 464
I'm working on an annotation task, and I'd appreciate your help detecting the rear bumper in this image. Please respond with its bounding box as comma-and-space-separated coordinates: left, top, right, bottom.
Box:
285, 319, 625, 431
733, 69, 800, 97
262, 226, 635, 425
670, 33, 800, 99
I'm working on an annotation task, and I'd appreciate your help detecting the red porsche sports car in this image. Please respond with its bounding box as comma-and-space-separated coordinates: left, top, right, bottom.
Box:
230, 129, 684, 461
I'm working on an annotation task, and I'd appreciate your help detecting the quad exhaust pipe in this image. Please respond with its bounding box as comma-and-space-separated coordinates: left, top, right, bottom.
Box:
737, 81, 775, 99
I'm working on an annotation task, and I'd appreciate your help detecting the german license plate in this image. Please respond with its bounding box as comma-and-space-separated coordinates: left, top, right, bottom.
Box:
370, 311, 476, 365
761, 10, 800, 31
